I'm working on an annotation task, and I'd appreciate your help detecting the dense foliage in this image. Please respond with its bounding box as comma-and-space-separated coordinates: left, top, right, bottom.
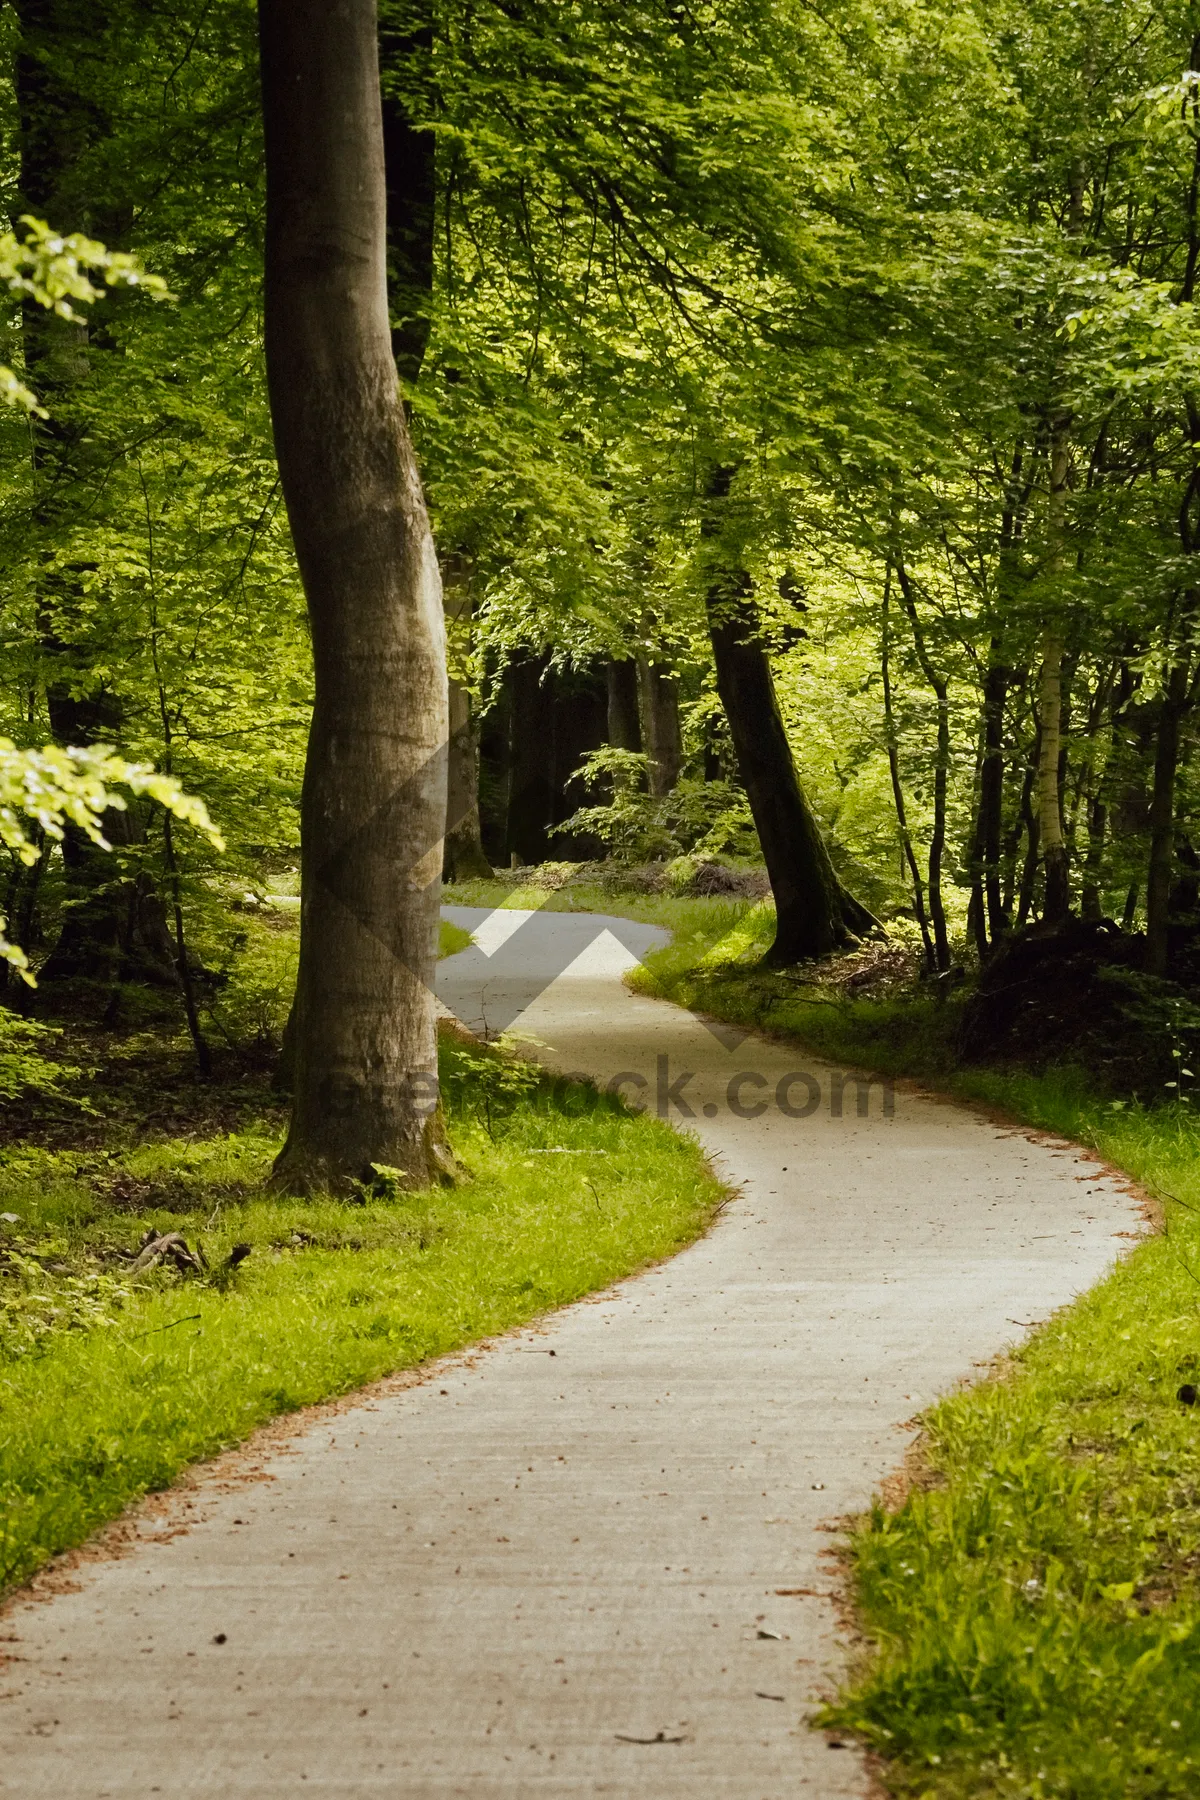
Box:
0, 0, 1198, 1043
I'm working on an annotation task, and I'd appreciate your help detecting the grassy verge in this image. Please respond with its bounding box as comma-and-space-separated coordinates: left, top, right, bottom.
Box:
1, 941, 721, 1597
525, 878, 1200, 1799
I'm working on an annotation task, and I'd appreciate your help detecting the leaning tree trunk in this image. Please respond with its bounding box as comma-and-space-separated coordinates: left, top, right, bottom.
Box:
707, 597, 875, 962
703, 470, 874, 962
260, 0, 451, 1193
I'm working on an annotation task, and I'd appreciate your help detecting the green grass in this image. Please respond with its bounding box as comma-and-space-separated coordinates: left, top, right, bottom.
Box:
819, 1119, 1200, 1799
438, 918, 474, 958
524, 878, 1200, 1798
0, 1030, 721, 1597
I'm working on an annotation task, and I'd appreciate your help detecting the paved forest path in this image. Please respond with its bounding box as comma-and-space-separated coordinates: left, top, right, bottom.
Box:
1, 907, 1138, 1797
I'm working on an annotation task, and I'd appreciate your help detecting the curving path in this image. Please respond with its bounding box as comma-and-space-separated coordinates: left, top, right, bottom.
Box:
1, 907, 1138, 1797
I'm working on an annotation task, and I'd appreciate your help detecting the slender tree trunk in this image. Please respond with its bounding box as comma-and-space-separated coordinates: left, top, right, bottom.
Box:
606, 660, 642, 752
703, 470, 874, 963
1016, 720, 1042, 928
162, 812, 212, 1076
893, 562, 951, 970
1146, 662, 1189, 976
1037, 424, 1071, 922
260, 0, 450, 1193
636, 656, 682, 795
441, 563, 491, 881
443, 678, 492, 880
880, 569, 934, 968
978, 648, 1009, 946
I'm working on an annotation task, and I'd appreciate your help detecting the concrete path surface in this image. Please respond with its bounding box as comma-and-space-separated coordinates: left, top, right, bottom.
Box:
1, 906, 1139, 1797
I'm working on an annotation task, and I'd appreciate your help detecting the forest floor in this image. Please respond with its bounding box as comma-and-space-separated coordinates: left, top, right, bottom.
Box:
441, 873, 1200, 1799
0, 915, 721, 1600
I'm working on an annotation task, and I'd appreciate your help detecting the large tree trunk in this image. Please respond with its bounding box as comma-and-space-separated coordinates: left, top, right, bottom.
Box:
703, 470, 874, 963
260, 0, 450, 1193
636, 656, 682, 795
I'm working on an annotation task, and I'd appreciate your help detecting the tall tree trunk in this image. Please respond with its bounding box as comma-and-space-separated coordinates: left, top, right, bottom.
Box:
977, 647, 1009, 947
1037, 423, 1071, 922
880, 569, 935, 968
1146, 662, 1189, 976
443, 681, 492, 881
893, 561, 951, 971
441, 563, 491, 881
703, 469, 874, 963
260, 0, 450, 1193
1009, 718, 1040, 925
606, 659, 642, 752
636, 656, 682, 795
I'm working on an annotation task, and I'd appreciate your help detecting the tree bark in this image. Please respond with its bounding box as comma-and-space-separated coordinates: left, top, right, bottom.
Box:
636, 656, 682, 795
606, 659, 642, 752
703, 470, 874, 963
260, 0, 450, 1193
